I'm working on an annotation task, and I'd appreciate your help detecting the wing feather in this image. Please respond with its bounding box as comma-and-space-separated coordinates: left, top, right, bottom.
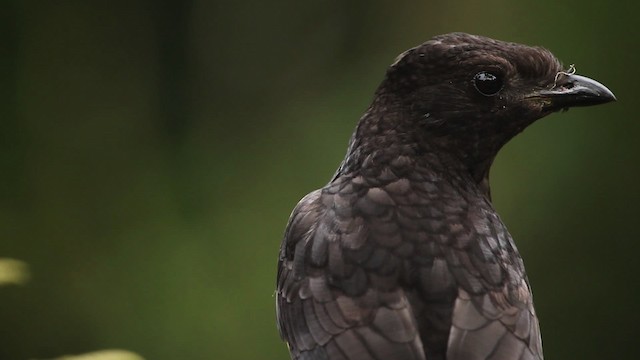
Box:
276, 186, 426, 360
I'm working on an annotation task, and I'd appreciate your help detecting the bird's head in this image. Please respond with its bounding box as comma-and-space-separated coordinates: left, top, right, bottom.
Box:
367, 32, 615, 181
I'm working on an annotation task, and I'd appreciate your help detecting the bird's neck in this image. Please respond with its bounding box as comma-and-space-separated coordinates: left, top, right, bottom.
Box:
336, 103, 496, 199
338, 140, 493, 201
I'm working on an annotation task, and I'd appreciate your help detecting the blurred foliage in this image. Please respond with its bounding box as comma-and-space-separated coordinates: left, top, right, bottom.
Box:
0, 258, 29, 286
1, 0, 638, 359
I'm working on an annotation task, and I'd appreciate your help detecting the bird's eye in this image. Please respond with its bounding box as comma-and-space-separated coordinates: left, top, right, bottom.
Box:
473, 71, 503, 96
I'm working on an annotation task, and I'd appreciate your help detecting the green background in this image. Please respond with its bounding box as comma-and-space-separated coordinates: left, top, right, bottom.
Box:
1, 1, 637, 359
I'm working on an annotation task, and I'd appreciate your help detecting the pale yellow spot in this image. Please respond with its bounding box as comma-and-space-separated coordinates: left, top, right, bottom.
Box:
0, 258, 29, 286
49, 349, 145, 360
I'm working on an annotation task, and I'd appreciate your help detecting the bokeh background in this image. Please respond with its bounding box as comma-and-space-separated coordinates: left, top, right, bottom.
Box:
1, 1, 638, 359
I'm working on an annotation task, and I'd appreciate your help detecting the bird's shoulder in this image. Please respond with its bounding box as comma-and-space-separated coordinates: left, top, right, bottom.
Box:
277, 166, 432, 281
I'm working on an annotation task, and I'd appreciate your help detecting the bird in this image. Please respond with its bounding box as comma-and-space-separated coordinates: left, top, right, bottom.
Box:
275, 33, 615, 360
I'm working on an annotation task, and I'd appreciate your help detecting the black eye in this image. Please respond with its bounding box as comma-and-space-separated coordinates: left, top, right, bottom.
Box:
473, 71, 503, 96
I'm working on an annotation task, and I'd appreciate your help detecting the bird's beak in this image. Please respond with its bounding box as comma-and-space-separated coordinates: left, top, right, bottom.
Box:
529, 74, 616, 111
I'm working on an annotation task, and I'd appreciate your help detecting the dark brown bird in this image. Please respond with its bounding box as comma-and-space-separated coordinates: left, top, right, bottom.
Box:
276, 33, 615, 360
